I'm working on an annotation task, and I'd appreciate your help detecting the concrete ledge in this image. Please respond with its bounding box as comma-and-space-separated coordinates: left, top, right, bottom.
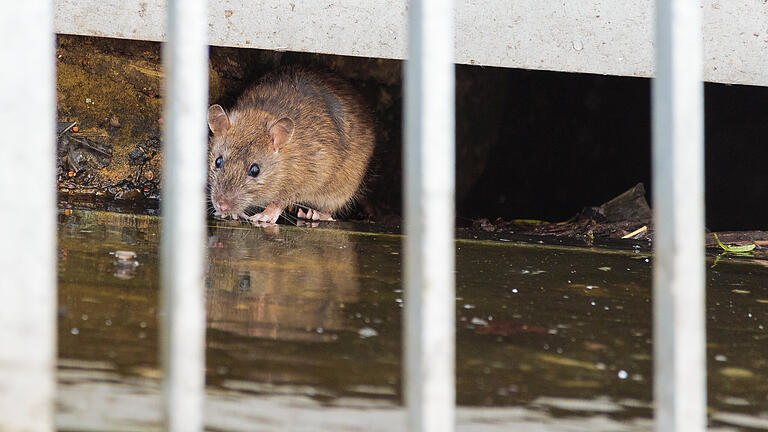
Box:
55, 0, 768, 86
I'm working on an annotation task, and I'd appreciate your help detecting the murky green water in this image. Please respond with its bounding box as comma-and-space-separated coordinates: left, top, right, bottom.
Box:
55, 210, 768, 431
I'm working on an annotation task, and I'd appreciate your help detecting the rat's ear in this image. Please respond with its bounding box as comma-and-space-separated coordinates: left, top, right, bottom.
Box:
268, 117, 295, 153
208, 104, 230, 135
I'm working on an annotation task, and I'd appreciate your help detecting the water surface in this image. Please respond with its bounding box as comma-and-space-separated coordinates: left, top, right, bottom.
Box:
55, 210, 768, 431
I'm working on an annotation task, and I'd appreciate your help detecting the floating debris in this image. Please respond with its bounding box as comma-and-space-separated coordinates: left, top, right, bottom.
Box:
112, 250, 139, 280
358, 327, 378, 338
113, 250, 138, 264
719, 367, 754, 379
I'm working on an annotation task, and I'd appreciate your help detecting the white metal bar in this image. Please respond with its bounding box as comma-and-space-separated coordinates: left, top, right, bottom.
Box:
160, 0, 209, 430
0, 1, 57, 432
404, 0, 456, 431
652, 0, 706, 430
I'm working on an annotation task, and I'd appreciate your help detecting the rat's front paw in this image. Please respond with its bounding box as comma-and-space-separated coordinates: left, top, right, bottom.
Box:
247, 203, 284, 224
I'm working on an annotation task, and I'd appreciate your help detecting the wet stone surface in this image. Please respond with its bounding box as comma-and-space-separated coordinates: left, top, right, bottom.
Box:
55, 210, 768, 431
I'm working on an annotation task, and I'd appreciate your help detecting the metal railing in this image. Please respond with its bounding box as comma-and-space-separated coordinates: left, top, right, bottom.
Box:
404, 1, 456, 431
0, 1, 57, 431
652, 0, 705, 430
0, 0, 705, 431
159, 0, 209, 430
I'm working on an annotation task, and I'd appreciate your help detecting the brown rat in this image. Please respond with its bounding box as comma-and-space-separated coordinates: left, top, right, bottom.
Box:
207, 69, 375, 224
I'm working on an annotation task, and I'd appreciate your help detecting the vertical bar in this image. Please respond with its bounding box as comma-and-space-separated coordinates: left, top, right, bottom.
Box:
652, 0, 706, 431
404, 0, 456, 431
161, 0, 209, 430
0, 1, 57, 432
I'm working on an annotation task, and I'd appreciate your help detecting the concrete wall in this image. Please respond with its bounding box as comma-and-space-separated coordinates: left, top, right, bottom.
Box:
55, 0, 768, 87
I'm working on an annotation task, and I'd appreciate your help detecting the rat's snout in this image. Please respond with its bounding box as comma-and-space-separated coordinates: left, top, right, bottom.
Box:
218, 201, 231, 212
211, 192, 233, 214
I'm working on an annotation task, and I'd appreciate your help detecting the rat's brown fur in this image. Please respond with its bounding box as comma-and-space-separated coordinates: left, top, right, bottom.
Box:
208, 69, 375, 222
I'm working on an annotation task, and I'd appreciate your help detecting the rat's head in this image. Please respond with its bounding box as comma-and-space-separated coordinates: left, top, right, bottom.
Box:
207, 104, 295, 219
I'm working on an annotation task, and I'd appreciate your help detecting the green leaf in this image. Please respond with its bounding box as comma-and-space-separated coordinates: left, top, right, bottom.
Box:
713, 233, 756, 253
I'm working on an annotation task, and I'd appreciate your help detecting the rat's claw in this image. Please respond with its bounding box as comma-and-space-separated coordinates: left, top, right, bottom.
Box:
297, 208, 335, 221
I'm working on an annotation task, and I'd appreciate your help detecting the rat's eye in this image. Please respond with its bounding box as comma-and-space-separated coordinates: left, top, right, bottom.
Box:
248, 163, 260, 178
214, 156, 223, 169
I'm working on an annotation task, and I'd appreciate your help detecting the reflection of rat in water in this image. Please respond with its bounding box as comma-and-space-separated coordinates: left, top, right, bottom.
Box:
206, 226, 361, 342
207, 69, 375, 223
